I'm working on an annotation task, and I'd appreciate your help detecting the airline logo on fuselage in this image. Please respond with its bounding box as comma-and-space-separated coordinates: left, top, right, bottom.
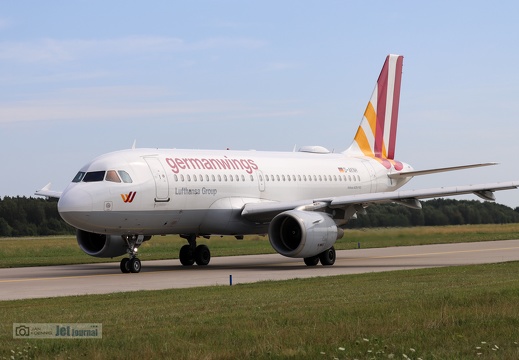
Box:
165, 156, 259, 174
121, 192, 137, 203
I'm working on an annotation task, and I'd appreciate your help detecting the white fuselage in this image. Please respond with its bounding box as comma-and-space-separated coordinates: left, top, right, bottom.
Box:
57, 148, 413, 236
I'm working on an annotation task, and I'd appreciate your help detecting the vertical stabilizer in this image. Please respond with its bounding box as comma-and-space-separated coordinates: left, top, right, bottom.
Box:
344, 54, 403, 170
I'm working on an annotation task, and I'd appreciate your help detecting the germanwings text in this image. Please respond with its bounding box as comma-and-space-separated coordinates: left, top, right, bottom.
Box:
166, 156, 259, 174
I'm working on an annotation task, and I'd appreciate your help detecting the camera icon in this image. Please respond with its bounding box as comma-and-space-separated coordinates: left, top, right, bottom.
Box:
15, 325, 30, 337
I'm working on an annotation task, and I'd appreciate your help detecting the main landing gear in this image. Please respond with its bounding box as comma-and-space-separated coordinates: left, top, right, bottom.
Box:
303, 246, 336, 266
179, 234, 211, 266
120, 235, 144, 273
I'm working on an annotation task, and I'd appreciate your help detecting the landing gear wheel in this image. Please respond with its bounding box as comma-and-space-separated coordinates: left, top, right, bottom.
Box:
120, 257, 131, 273
319, 246, 336, 266
129, 258, 141, 273
194, 245, 211, 266
304, 255, 320, 266
179, 245, 195, 266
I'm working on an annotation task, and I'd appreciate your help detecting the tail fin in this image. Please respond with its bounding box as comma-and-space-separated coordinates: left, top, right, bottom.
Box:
344, 54, 403, 170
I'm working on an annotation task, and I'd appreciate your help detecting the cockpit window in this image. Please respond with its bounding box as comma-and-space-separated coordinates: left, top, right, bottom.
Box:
72, 172, 86, 183
73, 169, 132, 183
83, 171, 106, 182
105, 170, 121, 183
118, 170, 133, 183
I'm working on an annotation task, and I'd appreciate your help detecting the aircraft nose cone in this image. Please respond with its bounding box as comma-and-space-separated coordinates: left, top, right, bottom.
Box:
57, 188, 93, 227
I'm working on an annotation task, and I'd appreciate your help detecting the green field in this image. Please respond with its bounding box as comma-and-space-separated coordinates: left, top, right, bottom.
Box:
1, 223, 519, 268
2, 262, 519, 359
1, 224, 519, 359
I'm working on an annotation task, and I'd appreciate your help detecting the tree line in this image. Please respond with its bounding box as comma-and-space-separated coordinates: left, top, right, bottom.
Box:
0, 196, 74, 237
347, 198, 519, 228
0, 196, 518, 237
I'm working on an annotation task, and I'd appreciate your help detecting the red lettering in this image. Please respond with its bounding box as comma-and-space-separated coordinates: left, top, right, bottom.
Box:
164, 156, 260, 174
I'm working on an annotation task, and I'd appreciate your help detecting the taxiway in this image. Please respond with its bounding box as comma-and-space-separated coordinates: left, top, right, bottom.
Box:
1, 239, 518, 301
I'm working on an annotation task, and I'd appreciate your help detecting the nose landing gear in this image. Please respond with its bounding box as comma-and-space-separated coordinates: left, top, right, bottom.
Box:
119, 235, 145, 273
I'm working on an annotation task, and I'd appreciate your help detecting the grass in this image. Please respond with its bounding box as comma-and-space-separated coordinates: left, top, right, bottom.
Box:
1, 262, 519, 359
1, 223, 519, 268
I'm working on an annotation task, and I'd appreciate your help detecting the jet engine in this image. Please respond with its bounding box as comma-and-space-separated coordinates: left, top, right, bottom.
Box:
76, 229, 128, 258
268, 210, 342, 258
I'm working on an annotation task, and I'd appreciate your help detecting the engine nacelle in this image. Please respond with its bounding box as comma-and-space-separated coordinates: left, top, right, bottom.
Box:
76, 229, 128, 258
268, 210, 341, 258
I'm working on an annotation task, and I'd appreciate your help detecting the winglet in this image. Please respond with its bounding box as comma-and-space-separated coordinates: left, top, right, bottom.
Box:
345, 54, 404, 170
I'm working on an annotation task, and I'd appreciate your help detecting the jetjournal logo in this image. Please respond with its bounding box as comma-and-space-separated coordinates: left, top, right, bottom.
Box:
13, 323, 102, 339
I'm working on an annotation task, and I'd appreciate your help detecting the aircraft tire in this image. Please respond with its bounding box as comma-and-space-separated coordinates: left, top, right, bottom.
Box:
129, 258, 141, 273
194, 245, 211, 266
120, 258, 131, 273
304, 256, 320, 266
179, 245, 195, 266
319, 246, 336, 266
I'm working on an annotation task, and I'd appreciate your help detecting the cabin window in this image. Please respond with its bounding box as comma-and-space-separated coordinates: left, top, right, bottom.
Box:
265, 175, 269, 182
298, 175, 301, 181
180, 174, 185, 182
83, 171, 106, 182
250, 175, 254, 181
230, 175, 233, 182
105, 170, 121, 183
241, 175, 245, 181
224, 175, 228, 182
323, 175, 327, 182
174, 174, 178, 182
187, 175, 191, 182
72, 172, 85, 183
287, 175, 291, 182
193, 175, 197, 182
318, 175, 322, 182
212, 175, 215, 182
205, 175, 209, 182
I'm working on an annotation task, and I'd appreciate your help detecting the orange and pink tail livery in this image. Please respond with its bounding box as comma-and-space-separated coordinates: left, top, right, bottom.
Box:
345, 54, 404, 170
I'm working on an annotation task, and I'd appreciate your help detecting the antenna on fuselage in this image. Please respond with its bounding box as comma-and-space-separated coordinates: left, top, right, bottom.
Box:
132, 139, 137, 150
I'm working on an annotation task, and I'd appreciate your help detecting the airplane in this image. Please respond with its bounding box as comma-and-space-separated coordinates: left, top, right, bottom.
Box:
36, 54, 519, 273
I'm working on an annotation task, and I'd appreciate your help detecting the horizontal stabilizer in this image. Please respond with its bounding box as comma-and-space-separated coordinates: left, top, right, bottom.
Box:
35, 183, 62, 199
388, 163, 498, 179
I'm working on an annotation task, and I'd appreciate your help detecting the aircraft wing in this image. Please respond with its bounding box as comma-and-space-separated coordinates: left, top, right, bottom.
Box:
35, 183, 62, 199
241, 181, 519, 223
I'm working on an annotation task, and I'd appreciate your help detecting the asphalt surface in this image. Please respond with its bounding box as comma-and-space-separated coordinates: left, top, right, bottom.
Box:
1, 239, 518, 301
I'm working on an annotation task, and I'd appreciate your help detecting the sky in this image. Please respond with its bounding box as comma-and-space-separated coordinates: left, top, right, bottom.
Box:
1, 1, 519, 208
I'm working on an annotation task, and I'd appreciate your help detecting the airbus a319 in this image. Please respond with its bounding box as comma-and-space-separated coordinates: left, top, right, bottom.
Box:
36, 54, 519, 273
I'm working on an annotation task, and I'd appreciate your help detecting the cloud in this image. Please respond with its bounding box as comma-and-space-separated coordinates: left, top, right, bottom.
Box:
0, 86, 299, 124
0, 36, 266, 63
